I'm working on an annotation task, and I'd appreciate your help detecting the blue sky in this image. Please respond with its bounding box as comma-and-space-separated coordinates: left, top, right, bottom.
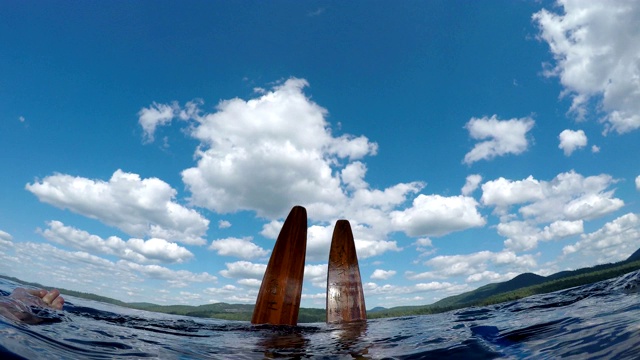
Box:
1, 0, 639, 309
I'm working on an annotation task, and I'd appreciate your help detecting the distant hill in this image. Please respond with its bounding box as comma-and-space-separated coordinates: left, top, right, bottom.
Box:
3, 246, 640, 322
430, 272, 547, 309
368, 306, 387, 313
626, 247, 640, 262
368, 248, 640, 319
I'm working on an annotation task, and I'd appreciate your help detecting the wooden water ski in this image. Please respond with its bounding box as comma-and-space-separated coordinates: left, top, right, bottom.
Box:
326, 220, 367, 323
251, 206, 307, 326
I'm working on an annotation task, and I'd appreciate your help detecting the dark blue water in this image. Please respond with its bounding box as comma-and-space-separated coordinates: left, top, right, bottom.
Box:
1, 270, 639, 359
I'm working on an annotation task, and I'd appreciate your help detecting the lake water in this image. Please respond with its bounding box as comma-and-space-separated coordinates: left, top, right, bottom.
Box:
1, 269, 640, 359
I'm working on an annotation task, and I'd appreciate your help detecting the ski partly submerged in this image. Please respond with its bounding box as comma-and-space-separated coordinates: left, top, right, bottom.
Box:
251, 206, 308, 326
326, 220, 366, 323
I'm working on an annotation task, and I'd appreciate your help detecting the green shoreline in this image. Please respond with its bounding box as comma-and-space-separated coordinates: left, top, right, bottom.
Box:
2, 248, 639, 323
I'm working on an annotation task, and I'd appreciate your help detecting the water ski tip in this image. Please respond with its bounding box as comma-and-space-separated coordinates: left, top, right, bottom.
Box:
326, 219, 367, 323
251, 206, 308, 326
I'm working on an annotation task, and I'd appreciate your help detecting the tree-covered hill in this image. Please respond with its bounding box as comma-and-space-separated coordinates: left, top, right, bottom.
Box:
368, 253, 640, 319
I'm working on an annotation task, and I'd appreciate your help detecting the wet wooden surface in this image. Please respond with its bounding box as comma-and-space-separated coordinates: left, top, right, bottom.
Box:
326, 220, 367, 323
251, 206, 307, 326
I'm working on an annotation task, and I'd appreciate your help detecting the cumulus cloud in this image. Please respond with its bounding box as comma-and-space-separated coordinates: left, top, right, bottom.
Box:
499, 219, 584, 251
519, 171, 623, 223
467, 271, 518, 283
1, 240, 216, 300
461, 174, 482, 196
463, 115, 535, 164
391, 195, 485, 237
412, 250, 537, 280
218, 220, 231, 229
40, 221, 194, 264
413, 238, 433, 255
352, 229, 402, 258
138, 102, 178, 143
636, 175, 640, 191
26, 170, 209, 245
483, 171, 623, 223
371, 269, 397, 280
208, 237, 269, 259
0, 230, 13, 248
304, 264, 328, 288
534, 1, 640, 134
237, 278, 262, 287
153, 78, 379, 219
481, 176, 544, 212
219, 261, 267, 280
563, 213, 640, 264
118, 260, 217, 286
0, 230, 12, 242
558, 129, 587, 156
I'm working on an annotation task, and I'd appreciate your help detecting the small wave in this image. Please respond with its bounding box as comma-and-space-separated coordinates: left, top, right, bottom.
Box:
1, 270, 640, 358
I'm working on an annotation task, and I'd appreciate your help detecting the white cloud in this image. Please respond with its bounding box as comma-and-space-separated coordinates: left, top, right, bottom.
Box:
483, 171, 623, 223
591, 145, 600, 153
466, 271, 518, 283
363, 281, 468, 297
563, 213, 640, 264
410, 250, 537, 281
499, 219, 584, 251
463, 115, 535, 164
260, 220, 283, 240
558, 129, 587, 156
341, 161, 368, 190
0, 230, 12, 242
218, 220, 231, 229
413, 237, 433, 254
138, 102, 177, 143
0, 241, 217, 304
40, 220, 194, 264
172, 78, 378, 219
353, 236, 402, 259
208, 237, 269, 259
542, 219, 584, 239
391, 194, 486, 236
26, 170, 209, 245
391, 195, 485, 237
461, 174, 482, 196
219, 261, 267, 280
305, 224, 334, 261
636, 175, 640, 191
534, 1, 640, 134
371, 269, 397, 280
498, 221, 540, 251
481, 176, 544, 211
204, 285, 239, 296
237, 278, 262, 287
304, 264, 328, 288
117, 260, 217, 285
301, 292, 326, 300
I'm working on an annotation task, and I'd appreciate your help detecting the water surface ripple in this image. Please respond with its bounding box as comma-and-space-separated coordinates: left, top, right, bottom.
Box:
1, 269, 639, 359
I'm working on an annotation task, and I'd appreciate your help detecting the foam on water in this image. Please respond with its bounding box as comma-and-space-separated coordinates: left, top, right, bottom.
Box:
1, 270, 639, 359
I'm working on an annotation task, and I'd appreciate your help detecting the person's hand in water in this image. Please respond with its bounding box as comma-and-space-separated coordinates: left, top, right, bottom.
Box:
10, 288, 65, 310
0, 288, 65, 324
